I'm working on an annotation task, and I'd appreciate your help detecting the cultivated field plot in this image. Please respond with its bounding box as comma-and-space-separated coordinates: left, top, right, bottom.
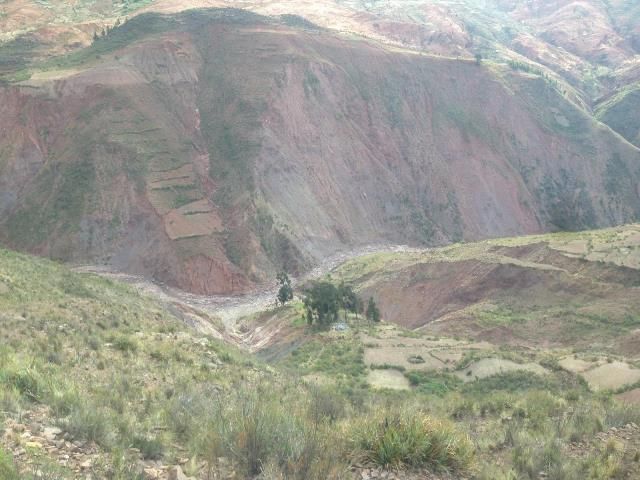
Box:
560, 355, 640, 391
616, 388, 640, 404
455, 358, 548, 382
361, 328, 491, 373
581, 361, 640, 391
558, 356, 601, 373
360, 325, 640, 393
367, 369, 411, 390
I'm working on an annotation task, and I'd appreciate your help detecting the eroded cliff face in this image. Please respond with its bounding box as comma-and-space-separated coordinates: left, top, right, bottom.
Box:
0, 11, 638, 294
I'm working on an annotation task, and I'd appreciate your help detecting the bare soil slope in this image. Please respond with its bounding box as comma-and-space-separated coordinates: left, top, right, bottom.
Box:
0, 9, 639, 294
336, 225, 640, 353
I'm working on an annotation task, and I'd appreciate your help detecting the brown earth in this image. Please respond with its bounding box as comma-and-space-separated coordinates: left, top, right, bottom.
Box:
337, 226, 640, 352
0, 9, 639, 295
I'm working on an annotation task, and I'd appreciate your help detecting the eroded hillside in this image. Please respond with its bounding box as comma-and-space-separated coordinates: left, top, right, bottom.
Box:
334, 224, 640, 353
0, 9, 639, 294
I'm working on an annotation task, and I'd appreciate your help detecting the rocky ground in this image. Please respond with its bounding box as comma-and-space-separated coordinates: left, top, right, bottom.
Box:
1, 408, 464, 479
1, 407, 216, 479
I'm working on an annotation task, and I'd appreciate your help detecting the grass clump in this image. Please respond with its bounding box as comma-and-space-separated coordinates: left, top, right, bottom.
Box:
348, 410, 474, 473
0, 447, 20, 480
110, 334, 139, 354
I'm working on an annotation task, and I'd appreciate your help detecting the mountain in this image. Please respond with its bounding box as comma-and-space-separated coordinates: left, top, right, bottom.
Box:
0, 8, 639, 294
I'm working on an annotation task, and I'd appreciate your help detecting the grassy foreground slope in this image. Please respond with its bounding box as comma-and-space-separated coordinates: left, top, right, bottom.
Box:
0, 247, 477, 479
3, 226, 640, 478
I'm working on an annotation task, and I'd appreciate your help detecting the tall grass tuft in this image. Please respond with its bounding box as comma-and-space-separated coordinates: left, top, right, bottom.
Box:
348, 410, 474, 472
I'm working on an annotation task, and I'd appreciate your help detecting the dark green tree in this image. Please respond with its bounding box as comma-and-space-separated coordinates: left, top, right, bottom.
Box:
276, 272, 293, 306
366, 297, 381, 323
357, 297, 365, 319
474, 53, 483, 65
338, 282, 359, 320
303, 281, 340, 327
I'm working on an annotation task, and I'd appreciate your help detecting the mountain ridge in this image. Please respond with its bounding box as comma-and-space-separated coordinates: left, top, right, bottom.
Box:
0, 8, 639, 294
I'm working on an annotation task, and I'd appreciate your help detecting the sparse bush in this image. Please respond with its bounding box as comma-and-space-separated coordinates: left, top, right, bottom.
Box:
405, 371, 461, 396
462, 371, 555, 394
512, 438, 564, 479
205, 384, 344, 479
111, 335, 138, 353
450, 398, 475, 419
0, 365, 46, 402
131, 435, 164, 460
562, 403, 604, 442
370, 363, 405, 372
58, 400, 112, 446
308, 386, 345, 423
604, 401, 640, 428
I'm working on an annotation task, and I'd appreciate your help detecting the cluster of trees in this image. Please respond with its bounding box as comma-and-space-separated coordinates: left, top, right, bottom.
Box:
276, 273, 380, 328
507, 59, 542, 75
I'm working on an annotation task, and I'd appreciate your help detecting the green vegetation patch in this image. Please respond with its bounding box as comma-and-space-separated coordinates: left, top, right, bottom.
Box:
5, 154, 96, 249
404, 371, 463, 396
281, 337, 366, 385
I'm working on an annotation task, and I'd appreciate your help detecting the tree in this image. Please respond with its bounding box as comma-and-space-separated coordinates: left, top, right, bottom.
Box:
474, 53, 483, 65
338, 282, 359, 321
276, 272, 293, 306
303, 281, 340, 327
356, 296, 364, 320
93, 31, 99, 42
366, 297, 381, 323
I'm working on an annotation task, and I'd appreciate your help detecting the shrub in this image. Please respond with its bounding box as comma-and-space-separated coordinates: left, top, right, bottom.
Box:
205, 384, 344, 479
462, 371, 555, 394
604, 401, 640, 428
111, 335, 138, 353
131, 435, 164, 460
512, 438, 564, 479
348, 410, 474, 472
307, 385, 345, 423
561, 403, 604, 442
0, 365, 45, 401
370, 363, 406, 372
0, 447, 20, 480
58, 400, 112, 446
